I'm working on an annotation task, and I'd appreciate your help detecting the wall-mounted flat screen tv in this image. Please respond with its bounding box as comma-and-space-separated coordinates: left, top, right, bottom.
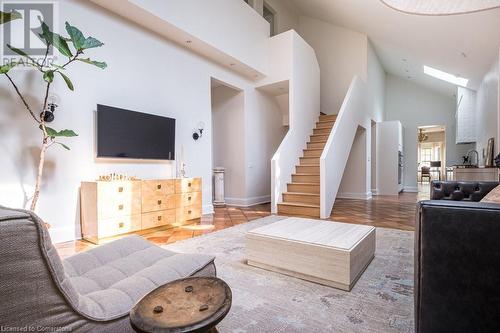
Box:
96, 104, 175, 160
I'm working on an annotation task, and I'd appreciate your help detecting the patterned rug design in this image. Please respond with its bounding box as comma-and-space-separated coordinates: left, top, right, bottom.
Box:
163, 215, 414, 333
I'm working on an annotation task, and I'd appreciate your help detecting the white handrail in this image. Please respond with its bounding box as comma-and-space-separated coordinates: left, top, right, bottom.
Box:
320, 76, 367, 218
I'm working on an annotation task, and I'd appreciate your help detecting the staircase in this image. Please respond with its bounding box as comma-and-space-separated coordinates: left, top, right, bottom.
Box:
277, 114, 337, 218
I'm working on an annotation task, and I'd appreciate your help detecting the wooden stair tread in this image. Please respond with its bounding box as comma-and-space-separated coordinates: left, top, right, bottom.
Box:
288, 182, 319, 186
293, 173, 319, 176
284, 192, 320, 196
278, 202, 320, 208
303, 148, 323, 151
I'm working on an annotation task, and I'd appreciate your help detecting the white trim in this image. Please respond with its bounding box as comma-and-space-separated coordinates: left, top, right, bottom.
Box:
337, 192, 373, 200
202, 204, 214, 215
225, 195, 271, 207
403, 186, 419, 193
49, 226, 77, 244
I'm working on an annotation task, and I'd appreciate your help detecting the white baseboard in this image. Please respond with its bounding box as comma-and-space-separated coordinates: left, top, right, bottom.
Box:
337, 192, 373, 200
225, 195, 271, 207
202, 204, 214, 215
49, 226, 78, 244
403, 186, 418, 193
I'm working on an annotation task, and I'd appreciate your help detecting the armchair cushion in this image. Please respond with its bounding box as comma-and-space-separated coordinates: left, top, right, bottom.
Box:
63, 235, 215, 321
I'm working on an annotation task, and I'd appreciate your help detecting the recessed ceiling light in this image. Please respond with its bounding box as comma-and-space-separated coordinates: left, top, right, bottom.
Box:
424, 65, 468, 87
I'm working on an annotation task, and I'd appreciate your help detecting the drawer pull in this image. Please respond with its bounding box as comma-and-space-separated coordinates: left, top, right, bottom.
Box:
118, 204, 124, 210
157, 216, 162, 221
188, 196, 192, 201
157, 184, 162, 190
157, 200, 162, 205
118, 222, 124, 228
188, 182, 192, 187
118, 187, 124, 193
188, 210, 192, 214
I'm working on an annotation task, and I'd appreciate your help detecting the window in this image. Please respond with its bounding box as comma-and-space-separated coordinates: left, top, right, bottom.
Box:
263, 3, 276, 36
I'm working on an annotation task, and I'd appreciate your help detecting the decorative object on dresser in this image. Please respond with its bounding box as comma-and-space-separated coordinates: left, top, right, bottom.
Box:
81, 177, 202, 244
246, 217, 375, 291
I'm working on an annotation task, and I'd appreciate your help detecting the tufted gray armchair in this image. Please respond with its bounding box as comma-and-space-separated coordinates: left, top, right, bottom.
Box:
0, 206, 216, 332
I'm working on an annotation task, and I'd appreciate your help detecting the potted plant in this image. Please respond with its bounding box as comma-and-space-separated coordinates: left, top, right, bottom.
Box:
1, 10, 106, 211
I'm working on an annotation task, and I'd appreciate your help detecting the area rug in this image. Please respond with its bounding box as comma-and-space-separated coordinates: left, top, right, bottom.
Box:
163, 216, 414, 333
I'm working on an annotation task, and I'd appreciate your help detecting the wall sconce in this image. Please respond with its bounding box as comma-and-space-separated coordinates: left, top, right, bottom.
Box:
40, 93, 60, 123
192, 121, 205, 140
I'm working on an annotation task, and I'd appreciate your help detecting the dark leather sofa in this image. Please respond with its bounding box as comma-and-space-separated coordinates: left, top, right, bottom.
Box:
415, 181, 500, 333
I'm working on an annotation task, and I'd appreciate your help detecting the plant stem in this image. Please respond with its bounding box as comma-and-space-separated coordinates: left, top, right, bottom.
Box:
4, 73, 40, 123
30, 138, 48, 211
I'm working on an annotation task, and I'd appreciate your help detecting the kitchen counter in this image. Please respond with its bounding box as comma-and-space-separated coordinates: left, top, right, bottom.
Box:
451, 166, 499, 181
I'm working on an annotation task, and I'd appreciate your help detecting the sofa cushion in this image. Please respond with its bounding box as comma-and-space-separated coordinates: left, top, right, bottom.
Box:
481, 184, 500, 204
63, 235, 215, 321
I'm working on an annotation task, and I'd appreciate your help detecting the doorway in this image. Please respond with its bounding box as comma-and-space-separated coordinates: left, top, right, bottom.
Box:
417, 125, 446, 194
210, 79, 245, 206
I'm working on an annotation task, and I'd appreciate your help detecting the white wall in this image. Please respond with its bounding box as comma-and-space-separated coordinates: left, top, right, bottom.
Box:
475, 51, 500, 165
0, 0, 317, 242
211, 86, 246, 202
271, 31, 320, 213
298, 16, 368, 114
385, 75, 474, 191
338, 127, 369, 199
243, 89, 287, 206
367, 41, 386, 122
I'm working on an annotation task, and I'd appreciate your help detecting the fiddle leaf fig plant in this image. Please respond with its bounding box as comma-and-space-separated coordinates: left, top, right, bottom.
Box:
0, 11, 107, 211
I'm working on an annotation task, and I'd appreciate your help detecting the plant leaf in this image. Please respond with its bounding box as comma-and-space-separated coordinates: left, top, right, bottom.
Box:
58, 71, 74, 91
77, 58, 107, 69
39, 19, 73, 58
82, 37, 104, 49
0, 10, 22, 25
6, 44, 29, 58
45, 127, 78, 138
0, 61, 18, 74
55, 142, 71, 150
65, 22, 85, 50
43, 70, 54, 83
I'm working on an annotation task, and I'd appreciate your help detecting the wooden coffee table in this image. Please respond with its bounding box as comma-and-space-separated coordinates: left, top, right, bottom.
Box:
130, 277, 232, 333
246, 217, 375, 291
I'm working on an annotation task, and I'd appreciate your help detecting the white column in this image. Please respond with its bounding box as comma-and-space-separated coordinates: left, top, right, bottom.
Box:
213, 167, 226, 207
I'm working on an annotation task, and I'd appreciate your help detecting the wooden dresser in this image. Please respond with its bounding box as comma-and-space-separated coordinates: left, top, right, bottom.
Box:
81, 178, 202, 244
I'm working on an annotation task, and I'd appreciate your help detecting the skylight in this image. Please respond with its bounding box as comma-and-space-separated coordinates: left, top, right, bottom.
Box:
380, 0, 500, 16
423, 66, 468, 87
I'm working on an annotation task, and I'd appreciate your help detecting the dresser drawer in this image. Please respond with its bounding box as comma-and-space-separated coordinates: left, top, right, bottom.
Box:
142, 193, 176, 213
142, 210, 176, 230
175, 192, 202, 208
176, 205, 202, 222
97, 182, 142, 219
98, 214, 141, 238
175, 178, 201, 193
142, 180, 174, 196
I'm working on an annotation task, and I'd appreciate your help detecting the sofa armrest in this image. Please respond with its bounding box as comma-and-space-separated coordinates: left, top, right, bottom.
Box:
415, 200, 500, 333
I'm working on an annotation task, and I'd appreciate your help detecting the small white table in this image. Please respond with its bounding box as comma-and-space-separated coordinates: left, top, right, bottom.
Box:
246, 217, 375, 291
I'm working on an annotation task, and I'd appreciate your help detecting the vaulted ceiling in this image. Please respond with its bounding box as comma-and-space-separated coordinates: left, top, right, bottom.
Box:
288, 0, 500, 96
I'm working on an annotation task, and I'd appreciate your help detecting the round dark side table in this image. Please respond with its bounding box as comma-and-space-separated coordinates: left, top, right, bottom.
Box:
130, 277, 232, 333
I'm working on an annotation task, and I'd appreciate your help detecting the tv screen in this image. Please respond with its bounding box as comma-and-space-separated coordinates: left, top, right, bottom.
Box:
96, 104, 175, 160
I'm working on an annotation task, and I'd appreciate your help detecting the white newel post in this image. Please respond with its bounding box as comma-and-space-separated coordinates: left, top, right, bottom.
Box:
213, 167, 226, 207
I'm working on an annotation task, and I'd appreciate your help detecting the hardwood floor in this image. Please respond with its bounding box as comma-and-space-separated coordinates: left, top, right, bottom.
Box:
55, 192, 426, 258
